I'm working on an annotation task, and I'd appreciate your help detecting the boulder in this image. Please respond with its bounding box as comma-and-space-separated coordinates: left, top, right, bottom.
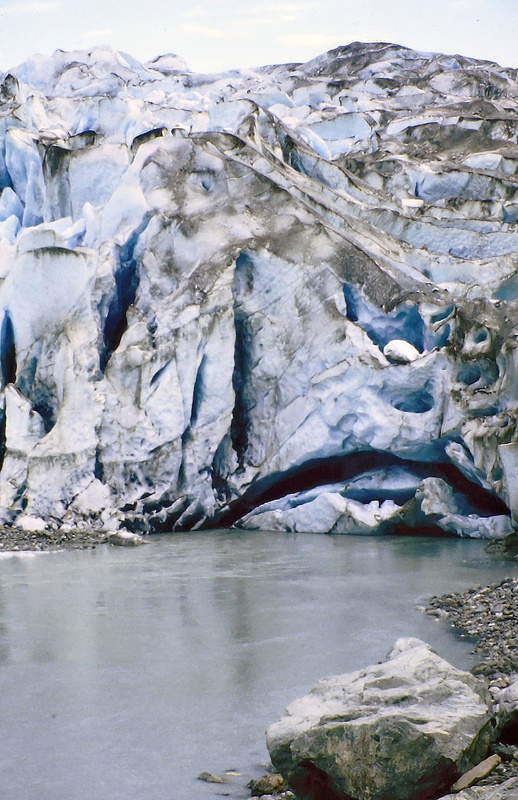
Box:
382, 339, 420, 364
266, 638, 493, 800
496, 677, 518, 736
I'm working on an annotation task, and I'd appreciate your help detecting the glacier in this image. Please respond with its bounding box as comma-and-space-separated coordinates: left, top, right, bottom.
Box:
0, 41, 518, 538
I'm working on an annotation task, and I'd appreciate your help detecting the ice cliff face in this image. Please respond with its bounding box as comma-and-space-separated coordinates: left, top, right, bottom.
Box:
1, 41, 518, 537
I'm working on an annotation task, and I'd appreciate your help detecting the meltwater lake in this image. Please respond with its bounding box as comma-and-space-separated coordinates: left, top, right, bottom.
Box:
1, 531, 517, 800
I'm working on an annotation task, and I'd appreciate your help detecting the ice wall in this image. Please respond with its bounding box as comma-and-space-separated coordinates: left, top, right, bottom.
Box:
0, 42, 517, 537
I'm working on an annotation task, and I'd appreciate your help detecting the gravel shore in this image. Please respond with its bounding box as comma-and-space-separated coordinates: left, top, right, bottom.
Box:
0, 526, 108, 552
426, 576, 518, 680
426, 576, 518, 789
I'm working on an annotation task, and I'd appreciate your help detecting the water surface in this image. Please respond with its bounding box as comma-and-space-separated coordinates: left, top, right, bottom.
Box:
0, 531, 516, 800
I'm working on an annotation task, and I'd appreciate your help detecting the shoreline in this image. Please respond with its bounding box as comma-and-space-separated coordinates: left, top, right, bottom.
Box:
426, 576, 518, 791
0, 526, 109, 552
425, 577, 518, 681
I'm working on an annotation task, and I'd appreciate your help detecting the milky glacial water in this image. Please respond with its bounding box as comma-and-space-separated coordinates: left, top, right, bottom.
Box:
0, 531, 517, 800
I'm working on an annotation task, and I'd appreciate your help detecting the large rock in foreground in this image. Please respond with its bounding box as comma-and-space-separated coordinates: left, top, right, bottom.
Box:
266, 638, 493, 800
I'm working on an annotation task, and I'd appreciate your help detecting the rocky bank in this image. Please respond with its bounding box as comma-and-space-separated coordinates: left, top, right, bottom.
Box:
426, 576, 518, 678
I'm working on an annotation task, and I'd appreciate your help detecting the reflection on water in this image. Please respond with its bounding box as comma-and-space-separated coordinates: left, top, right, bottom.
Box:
0, 531, 516, 800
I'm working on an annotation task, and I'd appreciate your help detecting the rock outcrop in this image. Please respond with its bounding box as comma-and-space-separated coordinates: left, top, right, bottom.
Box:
266, 637, 493, 800
1, 42, 518, 534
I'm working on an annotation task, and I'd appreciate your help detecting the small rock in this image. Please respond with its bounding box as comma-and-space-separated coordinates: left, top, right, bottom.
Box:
492, 743, 517, 762
451, 754, 502, 791
197, 771, 225, 783
249, 774, 287, 796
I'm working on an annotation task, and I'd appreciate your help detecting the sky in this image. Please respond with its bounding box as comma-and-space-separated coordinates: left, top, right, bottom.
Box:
0, 0, 516, 74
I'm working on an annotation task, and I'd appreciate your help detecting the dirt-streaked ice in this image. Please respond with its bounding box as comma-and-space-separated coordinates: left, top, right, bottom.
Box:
0, 42, 517, 536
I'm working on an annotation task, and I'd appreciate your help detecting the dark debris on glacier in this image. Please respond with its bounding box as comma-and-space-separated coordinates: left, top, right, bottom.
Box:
1, 41, 518, 538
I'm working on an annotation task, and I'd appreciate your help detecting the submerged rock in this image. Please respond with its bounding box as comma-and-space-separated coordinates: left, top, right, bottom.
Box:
486, 530, 518, 559
266, 637, 492, 800
1, 42, 518, 534
197, 771, 225, 783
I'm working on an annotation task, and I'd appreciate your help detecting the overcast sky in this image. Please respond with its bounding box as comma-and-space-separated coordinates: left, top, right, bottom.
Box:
0, 0, 516, 74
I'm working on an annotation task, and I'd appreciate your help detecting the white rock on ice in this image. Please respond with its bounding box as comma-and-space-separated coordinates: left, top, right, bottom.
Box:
383, 339, 421, 364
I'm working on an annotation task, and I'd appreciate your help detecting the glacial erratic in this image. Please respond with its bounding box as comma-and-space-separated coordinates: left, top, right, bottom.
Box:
266, 637, 493, 800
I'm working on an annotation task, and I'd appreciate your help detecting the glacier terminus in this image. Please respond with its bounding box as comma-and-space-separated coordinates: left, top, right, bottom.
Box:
0, 41, 518, 539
